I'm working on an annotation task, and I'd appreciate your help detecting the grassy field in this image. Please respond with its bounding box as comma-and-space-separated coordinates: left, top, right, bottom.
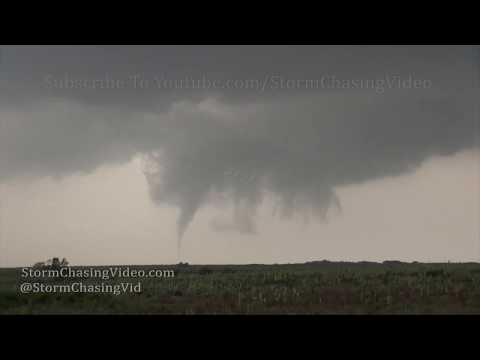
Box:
2, 261, 480, 314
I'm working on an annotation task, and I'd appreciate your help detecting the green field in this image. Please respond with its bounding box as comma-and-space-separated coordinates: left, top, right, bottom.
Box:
2, 261, 480, 314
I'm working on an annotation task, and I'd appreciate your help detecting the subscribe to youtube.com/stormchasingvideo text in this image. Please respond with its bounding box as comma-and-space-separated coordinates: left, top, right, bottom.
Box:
42, 73, 433, 94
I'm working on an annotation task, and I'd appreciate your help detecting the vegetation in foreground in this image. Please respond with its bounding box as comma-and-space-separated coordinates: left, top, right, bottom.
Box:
2, 261, 480, 314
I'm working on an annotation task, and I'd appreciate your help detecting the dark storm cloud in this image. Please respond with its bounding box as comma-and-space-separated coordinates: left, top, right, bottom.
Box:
0, 45, 478, 236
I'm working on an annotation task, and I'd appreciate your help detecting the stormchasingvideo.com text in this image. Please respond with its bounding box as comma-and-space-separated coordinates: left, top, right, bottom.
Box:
19, 266, 175, 295
21, 266, 175, 280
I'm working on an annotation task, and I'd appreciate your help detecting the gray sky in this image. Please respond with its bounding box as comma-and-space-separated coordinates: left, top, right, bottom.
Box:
0, 45, 478, 266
